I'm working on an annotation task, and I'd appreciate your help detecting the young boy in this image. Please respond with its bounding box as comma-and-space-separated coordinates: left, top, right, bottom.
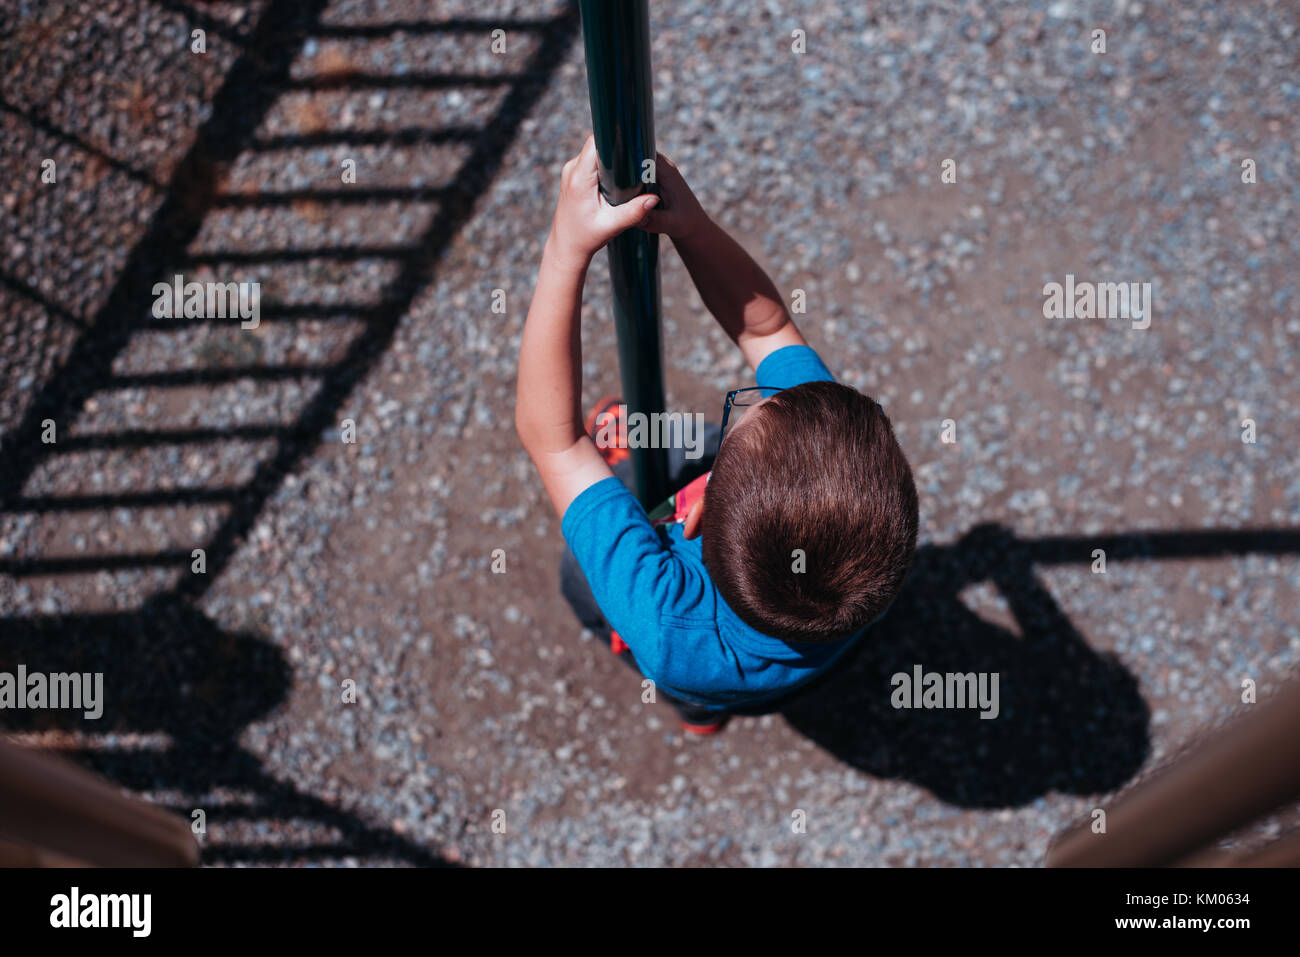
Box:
516, 135, 919, 734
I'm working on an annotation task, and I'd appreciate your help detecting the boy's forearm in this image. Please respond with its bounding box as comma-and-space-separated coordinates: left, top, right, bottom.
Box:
672, 214, 793, 343
515, 235, 589, 455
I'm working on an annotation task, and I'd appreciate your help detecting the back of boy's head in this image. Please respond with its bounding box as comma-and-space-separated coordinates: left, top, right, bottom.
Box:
702, 380, 918, 644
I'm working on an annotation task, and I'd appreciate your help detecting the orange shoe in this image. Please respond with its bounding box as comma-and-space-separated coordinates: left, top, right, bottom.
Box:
680, 716, 730, 736
585, 396, 629, 467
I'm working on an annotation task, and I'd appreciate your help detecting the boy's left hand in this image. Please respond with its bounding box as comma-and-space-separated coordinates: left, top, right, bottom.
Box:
548, 134, 659, 269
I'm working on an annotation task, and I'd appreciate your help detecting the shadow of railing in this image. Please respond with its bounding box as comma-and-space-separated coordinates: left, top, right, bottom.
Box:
0, 0, 581, 865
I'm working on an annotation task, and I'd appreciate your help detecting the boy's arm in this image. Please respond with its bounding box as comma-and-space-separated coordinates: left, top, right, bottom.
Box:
515, 135, 660, 518
638, 153, 808, 373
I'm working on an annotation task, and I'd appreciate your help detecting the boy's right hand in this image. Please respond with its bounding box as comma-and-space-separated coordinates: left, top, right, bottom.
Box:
637, 152, 708, 241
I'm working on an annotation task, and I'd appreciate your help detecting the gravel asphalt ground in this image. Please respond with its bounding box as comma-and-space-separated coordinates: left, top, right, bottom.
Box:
1, 0, 1297, 866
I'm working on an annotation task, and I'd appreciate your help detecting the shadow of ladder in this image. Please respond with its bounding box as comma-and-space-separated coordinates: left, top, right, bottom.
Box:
0, 1, 580, 865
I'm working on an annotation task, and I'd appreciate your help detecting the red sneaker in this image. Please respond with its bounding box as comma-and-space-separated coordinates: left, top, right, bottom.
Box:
585, 396, 629, 467
680, 716, 730, 736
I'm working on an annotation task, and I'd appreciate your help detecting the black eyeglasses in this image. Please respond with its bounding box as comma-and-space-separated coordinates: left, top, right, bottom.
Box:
719, 386, 787, 445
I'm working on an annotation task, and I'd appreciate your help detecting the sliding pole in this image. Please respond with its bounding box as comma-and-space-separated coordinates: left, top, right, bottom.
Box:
578, 0, 669, 506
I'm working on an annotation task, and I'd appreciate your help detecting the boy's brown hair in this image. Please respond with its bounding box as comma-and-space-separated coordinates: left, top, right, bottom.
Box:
701, 381, 918, 643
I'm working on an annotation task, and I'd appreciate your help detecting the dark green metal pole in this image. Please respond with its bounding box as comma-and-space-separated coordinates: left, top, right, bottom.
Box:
578, 0, 669, 507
